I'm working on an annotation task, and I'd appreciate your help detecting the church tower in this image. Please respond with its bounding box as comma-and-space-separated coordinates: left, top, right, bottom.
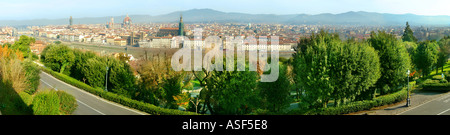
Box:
179, 14, 184, 36
69, 16, 73, 26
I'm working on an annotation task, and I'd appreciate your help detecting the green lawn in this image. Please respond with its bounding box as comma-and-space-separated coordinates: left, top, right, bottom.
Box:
429, 60, 450, 76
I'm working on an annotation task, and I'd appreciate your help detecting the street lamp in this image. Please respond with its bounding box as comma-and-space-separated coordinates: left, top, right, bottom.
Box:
105, 66, 109, 92
406, 69, 411, 107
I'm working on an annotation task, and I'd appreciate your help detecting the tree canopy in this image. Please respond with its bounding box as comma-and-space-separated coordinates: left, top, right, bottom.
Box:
293, 30, 381, 109
414, 40, 439, 76
368, 31, 411, 95
41, 44, 75, 75
402, 22, 418, 42
11, 35, 35, 58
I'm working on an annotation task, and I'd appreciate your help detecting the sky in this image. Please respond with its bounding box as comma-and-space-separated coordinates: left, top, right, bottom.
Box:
0, 0, 449, 20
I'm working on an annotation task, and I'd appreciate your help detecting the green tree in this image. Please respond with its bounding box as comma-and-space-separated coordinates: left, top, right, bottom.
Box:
293, 30, 381, 109
414, 40, 439, 76
107, 57, 136, 97
292, 30, 338, 108
258, 63, 291, 112
204, 61, 259, 115
161, 70, 185, 109
81, 57, 107, 89
331, 41, 381, 103
368, 31, 411, 95
402, 22, 418, 42
437, 36, 450, 72
70, 49, 96, 81
11, 35, 35, 58
41, 45, 75, 75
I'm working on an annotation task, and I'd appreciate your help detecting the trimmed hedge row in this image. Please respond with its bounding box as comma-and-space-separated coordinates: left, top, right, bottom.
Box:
422, 83, 450, 91
40, 67, 198, 115
288, 88, 408, 115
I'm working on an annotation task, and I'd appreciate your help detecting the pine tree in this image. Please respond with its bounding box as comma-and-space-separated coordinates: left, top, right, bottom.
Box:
402, 22, 418, 42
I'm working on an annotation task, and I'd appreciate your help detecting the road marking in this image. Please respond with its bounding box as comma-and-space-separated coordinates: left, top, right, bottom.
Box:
40, 79, 58, 91
40, 71, 147, 115
444, 98, 450, 103
396, 98, 434, 115
437, 108, 450, 115
40, 78, 106, 115
76, 100, 106, 115
437, 93, 450, 101
397, 92, 450, 115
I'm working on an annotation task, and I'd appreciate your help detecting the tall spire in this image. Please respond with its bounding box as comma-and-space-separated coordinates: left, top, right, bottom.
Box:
69, 16, 73, 26
179, 14, 184, 36
180, 13, 183, 23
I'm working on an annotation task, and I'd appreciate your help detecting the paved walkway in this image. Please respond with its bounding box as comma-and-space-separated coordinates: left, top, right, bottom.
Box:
351, 90, 448, 115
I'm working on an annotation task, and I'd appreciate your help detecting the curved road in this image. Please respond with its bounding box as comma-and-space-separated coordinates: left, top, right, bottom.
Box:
39, 71, 147, 115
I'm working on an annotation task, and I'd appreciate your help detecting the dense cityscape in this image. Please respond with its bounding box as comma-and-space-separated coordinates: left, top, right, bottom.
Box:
1, 15, 449, 58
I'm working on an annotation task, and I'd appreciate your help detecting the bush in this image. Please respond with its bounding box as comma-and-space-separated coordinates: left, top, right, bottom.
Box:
56, 91, 78, 115
40, 66, 198, 115
22, 60, 40, 95
32, 91, 61, 115
288, 87, 407, 115
422, 79, 439, 84
445, 72, 450, 82
432, 75, 443, 80
440, 79, 448, 84
422, 83, 450, 91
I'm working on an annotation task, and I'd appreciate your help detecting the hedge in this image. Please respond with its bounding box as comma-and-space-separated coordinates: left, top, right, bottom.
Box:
40, 67, 198, 115
288, 88, 408, 115
422, 83, 450, 91
32, 91, 61, 115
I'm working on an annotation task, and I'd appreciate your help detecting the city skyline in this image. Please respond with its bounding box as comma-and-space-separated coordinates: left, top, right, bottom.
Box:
0, 0, 449, 20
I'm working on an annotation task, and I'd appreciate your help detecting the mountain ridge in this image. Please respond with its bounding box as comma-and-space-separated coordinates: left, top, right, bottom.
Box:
1, 8, 449, 26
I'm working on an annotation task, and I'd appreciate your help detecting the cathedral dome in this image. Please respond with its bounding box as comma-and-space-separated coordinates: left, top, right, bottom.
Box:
123, 14, 131, 25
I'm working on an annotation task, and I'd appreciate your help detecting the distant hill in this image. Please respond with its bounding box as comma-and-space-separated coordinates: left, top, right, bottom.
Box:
1, 8, 449, 26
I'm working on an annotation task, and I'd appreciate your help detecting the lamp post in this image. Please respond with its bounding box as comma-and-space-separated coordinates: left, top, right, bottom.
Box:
105, 66, 109, 92
406, 69, 411, 107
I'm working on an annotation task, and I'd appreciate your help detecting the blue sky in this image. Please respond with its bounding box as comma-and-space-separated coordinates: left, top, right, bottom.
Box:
0, 0, 449, 20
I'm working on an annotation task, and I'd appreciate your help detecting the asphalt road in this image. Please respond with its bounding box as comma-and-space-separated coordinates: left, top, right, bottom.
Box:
39, 71, 147, 115
398, 92, 450, 115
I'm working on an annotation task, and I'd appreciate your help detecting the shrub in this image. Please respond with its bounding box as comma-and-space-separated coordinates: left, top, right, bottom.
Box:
422, 79, 438, 84
56, 91, 78, 115
445, 72, 450, 81
440, 79, 448, 84
32, 91, 61, 115
22, 60, 40, 95
287, 88, 407, 115
422, 83, 450, 91
432, 75, 443, 80
40, 66, 198, 115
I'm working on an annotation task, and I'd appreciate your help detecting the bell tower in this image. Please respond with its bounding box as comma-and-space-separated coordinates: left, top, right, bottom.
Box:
179, 14, 184, 36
